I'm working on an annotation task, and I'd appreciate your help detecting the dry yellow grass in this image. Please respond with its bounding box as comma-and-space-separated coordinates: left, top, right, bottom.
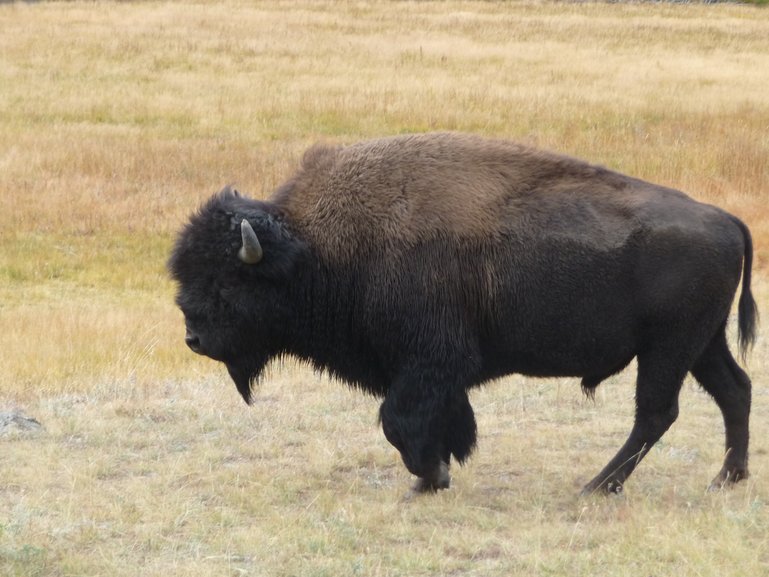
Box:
1, 1, 768, 576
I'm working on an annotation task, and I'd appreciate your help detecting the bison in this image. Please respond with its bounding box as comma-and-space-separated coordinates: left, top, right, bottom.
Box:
168, 132, 757, 495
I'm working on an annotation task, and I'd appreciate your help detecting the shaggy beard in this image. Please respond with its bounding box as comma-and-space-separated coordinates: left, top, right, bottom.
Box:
226, 354, 268, 404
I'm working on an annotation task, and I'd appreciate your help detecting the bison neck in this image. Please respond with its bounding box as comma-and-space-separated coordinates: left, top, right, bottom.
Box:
285, 262, 389, 396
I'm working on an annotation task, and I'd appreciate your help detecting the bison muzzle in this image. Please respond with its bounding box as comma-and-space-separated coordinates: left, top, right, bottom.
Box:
169, 132, 757, 495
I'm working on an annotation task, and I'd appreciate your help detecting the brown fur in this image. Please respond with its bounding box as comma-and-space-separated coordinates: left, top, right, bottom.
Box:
271, 132, 634, 263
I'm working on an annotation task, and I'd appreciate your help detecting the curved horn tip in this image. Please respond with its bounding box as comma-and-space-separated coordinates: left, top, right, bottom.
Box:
239, 219, 263, 264
218, 185, 241, 198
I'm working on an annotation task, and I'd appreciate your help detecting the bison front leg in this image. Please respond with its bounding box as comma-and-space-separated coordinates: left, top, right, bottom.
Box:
412, 460, 451, 493
379, 377, 476, 493
380, 386, 451, 493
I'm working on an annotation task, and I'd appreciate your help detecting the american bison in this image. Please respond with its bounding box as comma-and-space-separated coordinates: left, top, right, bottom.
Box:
169, 132, 757, 494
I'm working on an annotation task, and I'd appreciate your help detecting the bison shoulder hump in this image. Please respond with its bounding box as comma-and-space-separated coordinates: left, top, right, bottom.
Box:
270, 133, 630, 264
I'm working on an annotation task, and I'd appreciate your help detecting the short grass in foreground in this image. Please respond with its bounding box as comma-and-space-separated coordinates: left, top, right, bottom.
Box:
2, 357, 769, 577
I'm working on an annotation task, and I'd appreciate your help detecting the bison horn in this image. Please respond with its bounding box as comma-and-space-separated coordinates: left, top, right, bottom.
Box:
238, 219, 263, 264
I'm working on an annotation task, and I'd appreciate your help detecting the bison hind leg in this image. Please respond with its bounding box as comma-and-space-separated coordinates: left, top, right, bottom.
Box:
690, 327, 751, 490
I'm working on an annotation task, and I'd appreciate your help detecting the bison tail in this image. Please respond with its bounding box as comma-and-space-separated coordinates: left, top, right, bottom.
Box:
733, 216, 759, 359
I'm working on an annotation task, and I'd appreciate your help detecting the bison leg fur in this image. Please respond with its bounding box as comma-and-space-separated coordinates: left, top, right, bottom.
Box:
380, 376, 476, 492
691, 328, 751, 491
444, 390, 477, 465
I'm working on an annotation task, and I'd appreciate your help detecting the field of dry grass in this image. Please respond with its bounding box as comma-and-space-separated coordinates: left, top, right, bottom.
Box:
1, 1, 768, 576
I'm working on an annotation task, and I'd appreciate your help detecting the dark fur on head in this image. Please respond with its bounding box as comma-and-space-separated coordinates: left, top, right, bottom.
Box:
168, 186, 306, 402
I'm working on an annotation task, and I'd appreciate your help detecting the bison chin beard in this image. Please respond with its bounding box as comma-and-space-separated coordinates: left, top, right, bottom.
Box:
225, 356, 267, 404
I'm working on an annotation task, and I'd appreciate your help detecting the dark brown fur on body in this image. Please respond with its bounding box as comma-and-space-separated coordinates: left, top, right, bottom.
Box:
169, 132, 757, 495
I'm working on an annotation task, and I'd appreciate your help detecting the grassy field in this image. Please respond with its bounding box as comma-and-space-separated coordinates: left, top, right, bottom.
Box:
1, 1, 768, 576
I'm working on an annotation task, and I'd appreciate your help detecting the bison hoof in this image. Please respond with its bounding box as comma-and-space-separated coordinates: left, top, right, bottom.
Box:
580, 478, 624, 497
412, 461, 451, 494
707, 468, 749, 492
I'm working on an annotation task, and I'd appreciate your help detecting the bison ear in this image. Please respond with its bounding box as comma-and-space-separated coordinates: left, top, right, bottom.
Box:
238, 219, 263, 264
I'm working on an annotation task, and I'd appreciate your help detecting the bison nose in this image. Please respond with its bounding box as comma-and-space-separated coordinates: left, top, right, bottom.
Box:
185, 331, 202, 353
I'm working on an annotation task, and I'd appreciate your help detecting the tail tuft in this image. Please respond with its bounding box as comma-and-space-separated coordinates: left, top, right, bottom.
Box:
732, 216, 758, 360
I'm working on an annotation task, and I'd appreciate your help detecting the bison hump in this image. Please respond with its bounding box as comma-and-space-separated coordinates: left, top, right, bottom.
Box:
272, 133, 631, 263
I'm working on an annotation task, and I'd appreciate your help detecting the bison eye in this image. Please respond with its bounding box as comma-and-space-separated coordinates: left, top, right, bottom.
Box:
219, 285, 240, 301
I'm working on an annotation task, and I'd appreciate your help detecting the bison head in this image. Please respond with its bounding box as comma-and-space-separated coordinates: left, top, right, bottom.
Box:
168, 186, 306, 403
